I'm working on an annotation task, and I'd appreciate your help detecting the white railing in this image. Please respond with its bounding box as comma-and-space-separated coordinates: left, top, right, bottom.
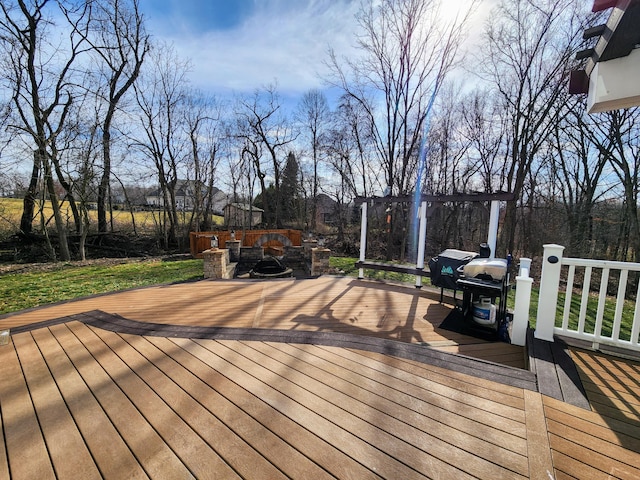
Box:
533, 244, 640, 351
510, 258, 532, 346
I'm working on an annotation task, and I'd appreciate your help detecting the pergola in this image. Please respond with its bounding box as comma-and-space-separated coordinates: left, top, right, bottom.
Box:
355, 192, 514, 288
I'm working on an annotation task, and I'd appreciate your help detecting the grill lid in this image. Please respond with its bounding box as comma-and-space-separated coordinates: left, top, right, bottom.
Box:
462, 258, 508, 282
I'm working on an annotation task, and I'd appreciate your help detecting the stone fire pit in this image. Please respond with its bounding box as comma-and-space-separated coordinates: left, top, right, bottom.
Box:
249, 255, 293, 279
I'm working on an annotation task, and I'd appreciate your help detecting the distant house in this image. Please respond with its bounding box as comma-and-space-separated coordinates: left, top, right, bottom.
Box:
314, 193, 339, 225
145, 189, 163, 208
209, 188, 230, 214
224, 203, 263, 228
146, 180, 228, 212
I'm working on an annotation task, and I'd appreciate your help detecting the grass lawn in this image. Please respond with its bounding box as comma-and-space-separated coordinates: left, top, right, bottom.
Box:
0, 197, 223, 237
0, 259, 204, 315
556, 290, 636, 342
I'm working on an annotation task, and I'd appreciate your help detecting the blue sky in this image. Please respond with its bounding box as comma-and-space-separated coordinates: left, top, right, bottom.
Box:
141, 0, 255, 32
139, 0, 361, 97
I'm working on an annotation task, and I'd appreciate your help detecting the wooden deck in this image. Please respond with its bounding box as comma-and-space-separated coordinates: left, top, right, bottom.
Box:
545, 347, 640, 479
1, 276, 639, 479
0, 276, 525, 368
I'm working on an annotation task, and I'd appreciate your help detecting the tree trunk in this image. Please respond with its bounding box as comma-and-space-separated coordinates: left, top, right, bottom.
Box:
19, 150, 40, 235
42, 153, 71, 261
98, 126, 111, 233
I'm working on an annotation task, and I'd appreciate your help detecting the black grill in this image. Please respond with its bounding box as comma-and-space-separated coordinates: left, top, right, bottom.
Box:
428, 249, 477, 290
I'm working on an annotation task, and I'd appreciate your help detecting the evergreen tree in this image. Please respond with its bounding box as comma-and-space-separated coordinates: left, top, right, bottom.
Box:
280, 152, 301, 225
254, 184, 277, 226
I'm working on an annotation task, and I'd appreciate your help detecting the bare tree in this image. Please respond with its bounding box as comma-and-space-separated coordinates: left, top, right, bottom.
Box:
426, 84, 476, 196
327, 0, 478, 197
424, 83, 490, 254
184, 92, 225, 232
0, 0, 92, 260
324, 94, 379, 199
584, 108, 640, 261
78, 0, 149, 233
459, 89, 508, 195
481, 0, 585, 254
224, 137, 251, 218
234, 138, 261, 229
236, 85, 296, 227
53, 89, 102, 259
327, 0, 478, 259
133, 43, 190, 247
296, 89, 330, 230
549, 98, 611, 257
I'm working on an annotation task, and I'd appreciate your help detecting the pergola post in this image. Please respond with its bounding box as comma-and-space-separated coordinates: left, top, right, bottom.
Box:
415, 200, 427, 288
487, 200, 500, 258
358, 201, 368, 279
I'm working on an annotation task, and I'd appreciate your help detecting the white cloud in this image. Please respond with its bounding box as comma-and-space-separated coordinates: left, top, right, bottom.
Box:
153, 0, 361, 95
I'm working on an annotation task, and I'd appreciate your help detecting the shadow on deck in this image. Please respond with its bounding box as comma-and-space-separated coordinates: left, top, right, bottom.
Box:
0, 275, 638, 478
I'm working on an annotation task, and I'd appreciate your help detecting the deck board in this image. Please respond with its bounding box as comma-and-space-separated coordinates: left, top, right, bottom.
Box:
67, 321, 240, 479
88, 326, 289, 480
12, 332, 100, 480
124, 334, 334, 479
248, 341, 530, 477
270, 342, 528, 451
544, 394, 640, 480
523, 390, 554, 480
144, 335, 370, 479
186, 337, 434, 479
544, 399, 640, 448
549, 434, 640, 480
324, 346, 527, 427
1, 276, 639, 479
569, 347, 640, 428
28, 327, 148, 479
0, 335, 56, 480
246, 341, 527, 478
352, 348, 526, 400
434, 342, 525, 368
50, 323, 187, 479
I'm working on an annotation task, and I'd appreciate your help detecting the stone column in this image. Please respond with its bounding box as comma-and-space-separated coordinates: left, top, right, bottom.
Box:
203, 248, 229, 279
311, 247, 331, 276
225, 240, 241, 262
302, 239, 318, 260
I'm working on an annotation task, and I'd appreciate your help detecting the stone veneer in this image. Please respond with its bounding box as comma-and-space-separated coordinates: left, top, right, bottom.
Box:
225, 240, 241, 262
203, 248, 231, 279
311, 248, 331, 276
204, 243, 331, 278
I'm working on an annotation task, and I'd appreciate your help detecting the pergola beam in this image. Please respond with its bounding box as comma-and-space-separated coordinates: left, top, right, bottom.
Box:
354, 191, 515, 205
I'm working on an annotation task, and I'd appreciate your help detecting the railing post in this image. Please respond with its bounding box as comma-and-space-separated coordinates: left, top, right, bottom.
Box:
358, 201, 368, 279
535, 244, 565, 342
511, 258, 532, 346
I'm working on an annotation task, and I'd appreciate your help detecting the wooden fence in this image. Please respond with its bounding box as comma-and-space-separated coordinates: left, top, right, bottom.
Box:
190, 229, 303, 258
